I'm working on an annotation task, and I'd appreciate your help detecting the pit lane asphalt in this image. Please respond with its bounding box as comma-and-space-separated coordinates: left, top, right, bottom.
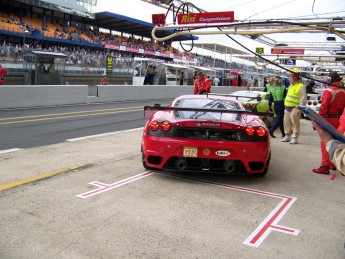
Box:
0, 100, 172, 150
0, 119, 344, 259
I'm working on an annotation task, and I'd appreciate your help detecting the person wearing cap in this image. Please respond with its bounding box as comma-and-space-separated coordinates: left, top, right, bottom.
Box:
0, 64, 7, 85
268, 76, 287, 138
312, 71, 345, 175
281, 69, 307, 144
194, 72, 211, 94
312, 121, 345, 175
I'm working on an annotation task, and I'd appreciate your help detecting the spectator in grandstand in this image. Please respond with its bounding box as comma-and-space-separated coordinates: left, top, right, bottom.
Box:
0, 64, 7, 85
194, 72, 211, 95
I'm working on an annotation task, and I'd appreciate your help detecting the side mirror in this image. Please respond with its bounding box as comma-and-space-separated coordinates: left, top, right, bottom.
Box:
154, 103, 161, 108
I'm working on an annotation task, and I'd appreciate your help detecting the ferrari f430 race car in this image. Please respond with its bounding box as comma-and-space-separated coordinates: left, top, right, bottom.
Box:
142, 94, 273, 175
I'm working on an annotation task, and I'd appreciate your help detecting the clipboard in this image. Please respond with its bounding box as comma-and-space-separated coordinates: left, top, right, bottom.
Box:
298, 106, 345, 143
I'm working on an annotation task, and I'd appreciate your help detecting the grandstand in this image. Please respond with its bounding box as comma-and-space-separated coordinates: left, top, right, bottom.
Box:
0, 0, 273, 85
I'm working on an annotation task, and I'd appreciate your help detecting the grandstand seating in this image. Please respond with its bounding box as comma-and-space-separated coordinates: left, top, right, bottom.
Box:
1, 6, 268, 77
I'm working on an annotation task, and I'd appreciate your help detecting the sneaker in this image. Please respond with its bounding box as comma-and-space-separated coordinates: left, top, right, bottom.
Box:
281, 135, 290, 142
289, 137, 298, 144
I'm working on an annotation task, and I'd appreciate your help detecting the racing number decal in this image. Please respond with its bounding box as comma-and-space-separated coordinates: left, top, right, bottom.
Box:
152, 13, 166, 25
183, 147, 198, 157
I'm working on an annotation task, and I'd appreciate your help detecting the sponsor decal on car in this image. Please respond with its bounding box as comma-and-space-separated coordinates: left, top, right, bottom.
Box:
215, 150, 230, 156
196, 122, 221, 127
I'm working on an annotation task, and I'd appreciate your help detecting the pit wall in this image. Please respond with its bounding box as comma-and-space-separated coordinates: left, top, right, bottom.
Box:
0, 85, 250, 109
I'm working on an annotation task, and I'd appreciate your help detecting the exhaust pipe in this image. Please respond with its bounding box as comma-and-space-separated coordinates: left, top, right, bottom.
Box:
176, 158, 188, 170
224, 160, 236, 173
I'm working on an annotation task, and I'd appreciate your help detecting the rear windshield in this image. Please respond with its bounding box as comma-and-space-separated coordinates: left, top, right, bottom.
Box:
173, 98, 242, 121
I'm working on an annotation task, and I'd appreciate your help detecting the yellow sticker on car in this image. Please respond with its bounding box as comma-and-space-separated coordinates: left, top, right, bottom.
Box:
183, 146, 198, 157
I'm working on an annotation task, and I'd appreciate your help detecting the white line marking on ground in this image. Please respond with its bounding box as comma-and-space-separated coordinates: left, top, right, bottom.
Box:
66, 127, 143, 142
76, 171, 154, 199
76, 171, 300, 248
0, 148, 22, 154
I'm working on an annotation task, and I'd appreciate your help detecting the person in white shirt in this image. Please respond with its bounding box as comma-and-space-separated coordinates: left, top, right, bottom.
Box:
213, 76, 220, 86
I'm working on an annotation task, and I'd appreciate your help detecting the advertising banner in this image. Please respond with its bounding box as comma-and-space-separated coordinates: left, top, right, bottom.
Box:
177, 11, 234, 24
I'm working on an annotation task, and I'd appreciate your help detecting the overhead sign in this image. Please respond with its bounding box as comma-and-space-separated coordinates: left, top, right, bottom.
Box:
152, 13, 166, 25
279, 59, 296, 66
256, 47, 264, 54
177, 11, 235, 24
271, 48, 305, 55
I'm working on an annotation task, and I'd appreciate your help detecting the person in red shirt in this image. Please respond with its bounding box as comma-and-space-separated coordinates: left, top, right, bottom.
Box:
194, 72, 211, 94
312, 71, 345, 175
0, 65, 7, 85
100, 74, 109, 85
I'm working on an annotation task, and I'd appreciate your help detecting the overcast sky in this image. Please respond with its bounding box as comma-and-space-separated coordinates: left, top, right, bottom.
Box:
95, 0, 345, 58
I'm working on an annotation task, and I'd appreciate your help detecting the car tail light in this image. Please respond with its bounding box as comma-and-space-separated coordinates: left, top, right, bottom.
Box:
161, 121, 171, 131
150, 121, 160, 131
313, 101, 318, 106
307, 101, 312, 105
257, 127, 266, 137
246, 126, 255, 136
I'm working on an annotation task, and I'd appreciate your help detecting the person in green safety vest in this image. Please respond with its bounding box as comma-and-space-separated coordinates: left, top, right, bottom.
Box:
281, 70, 307, 144
47, 63, 56, 75
268, 76, 287, 138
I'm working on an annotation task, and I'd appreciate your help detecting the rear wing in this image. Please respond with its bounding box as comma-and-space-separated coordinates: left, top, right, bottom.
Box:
228, 95, 262, 102
205, 93, 262, 102
144, 105, 273, 117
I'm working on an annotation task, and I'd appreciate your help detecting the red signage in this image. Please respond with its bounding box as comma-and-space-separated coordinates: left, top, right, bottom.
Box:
152, 13, 166, 25
271, 48, 305, 55
104, 44, 195, 61
177, 11, 234, 24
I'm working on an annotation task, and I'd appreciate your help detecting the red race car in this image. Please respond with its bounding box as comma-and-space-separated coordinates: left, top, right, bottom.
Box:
142, 94, 272, 175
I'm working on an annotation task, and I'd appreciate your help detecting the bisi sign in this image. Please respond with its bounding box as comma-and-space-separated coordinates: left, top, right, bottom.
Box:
177, 11, 235, 24
271, 48, 305, 55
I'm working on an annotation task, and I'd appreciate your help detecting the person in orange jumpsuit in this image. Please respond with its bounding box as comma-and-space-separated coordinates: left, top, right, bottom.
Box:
0, 65, 7, 85
312, 71, 345, 175
194, 72, 211, 94
337, 107, 345, 135
100, 74, 109, 85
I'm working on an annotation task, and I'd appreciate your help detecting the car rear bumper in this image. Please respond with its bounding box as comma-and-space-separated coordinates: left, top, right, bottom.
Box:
142, 136, 270, 174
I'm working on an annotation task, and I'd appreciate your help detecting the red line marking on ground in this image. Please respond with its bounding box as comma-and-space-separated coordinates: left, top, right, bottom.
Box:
154, 172, 300, 248
271, 225, 296, 233
76, 171, 300, 247
76, 171, 154, 199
